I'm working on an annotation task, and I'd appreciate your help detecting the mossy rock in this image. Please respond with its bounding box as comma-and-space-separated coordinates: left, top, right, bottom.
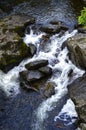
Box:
0, 14, 35, 36
67, 33, 86, 70
0, 14, 35, 72
0, 33, 30, 72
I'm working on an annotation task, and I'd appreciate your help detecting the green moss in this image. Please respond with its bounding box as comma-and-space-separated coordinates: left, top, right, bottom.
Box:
13, 26, 24, 36
20, 42, 30, 57
13, 34, 21, 41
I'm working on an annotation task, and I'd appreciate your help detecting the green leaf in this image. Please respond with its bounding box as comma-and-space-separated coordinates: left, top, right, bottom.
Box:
78, 7, 86, 26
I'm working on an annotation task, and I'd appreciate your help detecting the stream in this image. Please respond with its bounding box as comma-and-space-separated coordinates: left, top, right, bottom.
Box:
0, 0, 85, 130
0, 28, 84, 130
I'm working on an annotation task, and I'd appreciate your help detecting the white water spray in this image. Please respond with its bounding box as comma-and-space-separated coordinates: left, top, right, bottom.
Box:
0, 28, 85, 130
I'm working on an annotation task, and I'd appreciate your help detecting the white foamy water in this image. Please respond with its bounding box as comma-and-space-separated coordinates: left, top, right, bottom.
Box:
0, 28, 85, 129
54, 99, 78, 125
24, 29, 44, 45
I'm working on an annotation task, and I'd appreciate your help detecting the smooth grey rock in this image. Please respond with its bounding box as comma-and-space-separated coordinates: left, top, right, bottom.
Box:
27, 70, 44, 82
39, 66, 52, 75
25, 60, 48, 70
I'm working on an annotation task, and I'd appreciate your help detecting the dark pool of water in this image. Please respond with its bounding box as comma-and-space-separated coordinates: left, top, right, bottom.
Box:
10, 0, 85, 27
0, 0, 85, 27
0, 88, 75, 130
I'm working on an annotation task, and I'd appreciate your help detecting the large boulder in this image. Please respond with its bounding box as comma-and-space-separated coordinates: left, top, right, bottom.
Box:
0, 14, 35, 36
20, 70, 45, 82
0, 14, 35, 72
20, 60, 52, 92
68, 74, 86, 129
20, 66, 52, 83
67, 33, 86, 70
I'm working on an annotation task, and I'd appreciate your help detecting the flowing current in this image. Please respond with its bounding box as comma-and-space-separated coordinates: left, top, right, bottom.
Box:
0, 28, 85, 130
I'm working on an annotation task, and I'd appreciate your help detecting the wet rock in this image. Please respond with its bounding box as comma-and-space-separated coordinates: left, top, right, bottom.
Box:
0, 14, 35, 36
75, 24, 86, 33
50, 20, 69, 31
68, 69, 73, 77
67, 33, 86, 70
39, 20, 69, 34
40, 35, 51, 53
25, 59, 48, 70
0, 14, 35, 72
39, 66, 52, 75
68, 74, 86, 124
0, 89, 7, 110
20, 66, 52, 83
28, 44, 37, 56
80, 123, 86, 130
78, 27, 86, 34
26, 70, 44, 82
0, 31, 30, 72
43, 82, 55, 98
20, 66, 52, 92
39, 23, 61, 34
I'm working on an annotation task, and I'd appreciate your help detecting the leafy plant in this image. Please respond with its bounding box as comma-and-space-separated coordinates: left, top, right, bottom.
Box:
78, 7, 86, 26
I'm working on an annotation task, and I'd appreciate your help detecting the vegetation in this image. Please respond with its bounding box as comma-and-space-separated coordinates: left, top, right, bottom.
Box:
78, 7, 86, 26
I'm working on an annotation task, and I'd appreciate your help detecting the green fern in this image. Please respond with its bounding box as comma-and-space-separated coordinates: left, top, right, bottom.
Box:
78, 7, 86, 26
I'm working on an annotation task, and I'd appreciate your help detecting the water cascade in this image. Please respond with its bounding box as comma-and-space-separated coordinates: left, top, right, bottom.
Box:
0, 28, 85, 130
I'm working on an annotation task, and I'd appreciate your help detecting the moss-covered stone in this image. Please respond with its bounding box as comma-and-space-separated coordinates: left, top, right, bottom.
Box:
67, 33, 86, 70
0, 14, 35, 72
0, 14, 35, 36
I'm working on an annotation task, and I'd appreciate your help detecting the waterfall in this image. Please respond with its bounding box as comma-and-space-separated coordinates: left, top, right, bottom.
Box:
0, 28, 85, 130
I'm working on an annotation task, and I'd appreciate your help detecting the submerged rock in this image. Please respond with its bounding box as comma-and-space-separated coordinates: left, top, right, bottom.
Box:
39, 20, 69, 34
68, 74, 86, 126
0, 14, 35, 72
25, 59, 48, 70
0, 89, 7, 111
67, 33, 86, 70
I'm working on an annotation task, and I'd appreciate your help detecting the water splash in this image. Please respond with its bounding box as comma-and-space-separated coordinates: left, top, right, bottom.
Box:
0, 28, 85, 130
54, 99, 78, 126
30, 30, 84, 130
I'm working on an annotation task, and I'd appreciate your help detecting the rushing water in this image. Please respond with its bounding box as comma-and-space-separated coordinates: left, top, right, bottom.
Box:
0, 27, 85, 130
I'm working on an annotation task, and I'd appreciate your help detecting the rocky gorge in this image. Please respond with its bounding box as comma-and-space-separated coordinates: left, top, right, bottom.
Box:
0, 0, 86, 130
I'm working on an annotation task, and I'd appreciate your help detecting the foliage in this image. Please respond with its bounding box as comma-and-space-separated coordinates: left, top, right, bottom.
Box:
78, 7, 86, 25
